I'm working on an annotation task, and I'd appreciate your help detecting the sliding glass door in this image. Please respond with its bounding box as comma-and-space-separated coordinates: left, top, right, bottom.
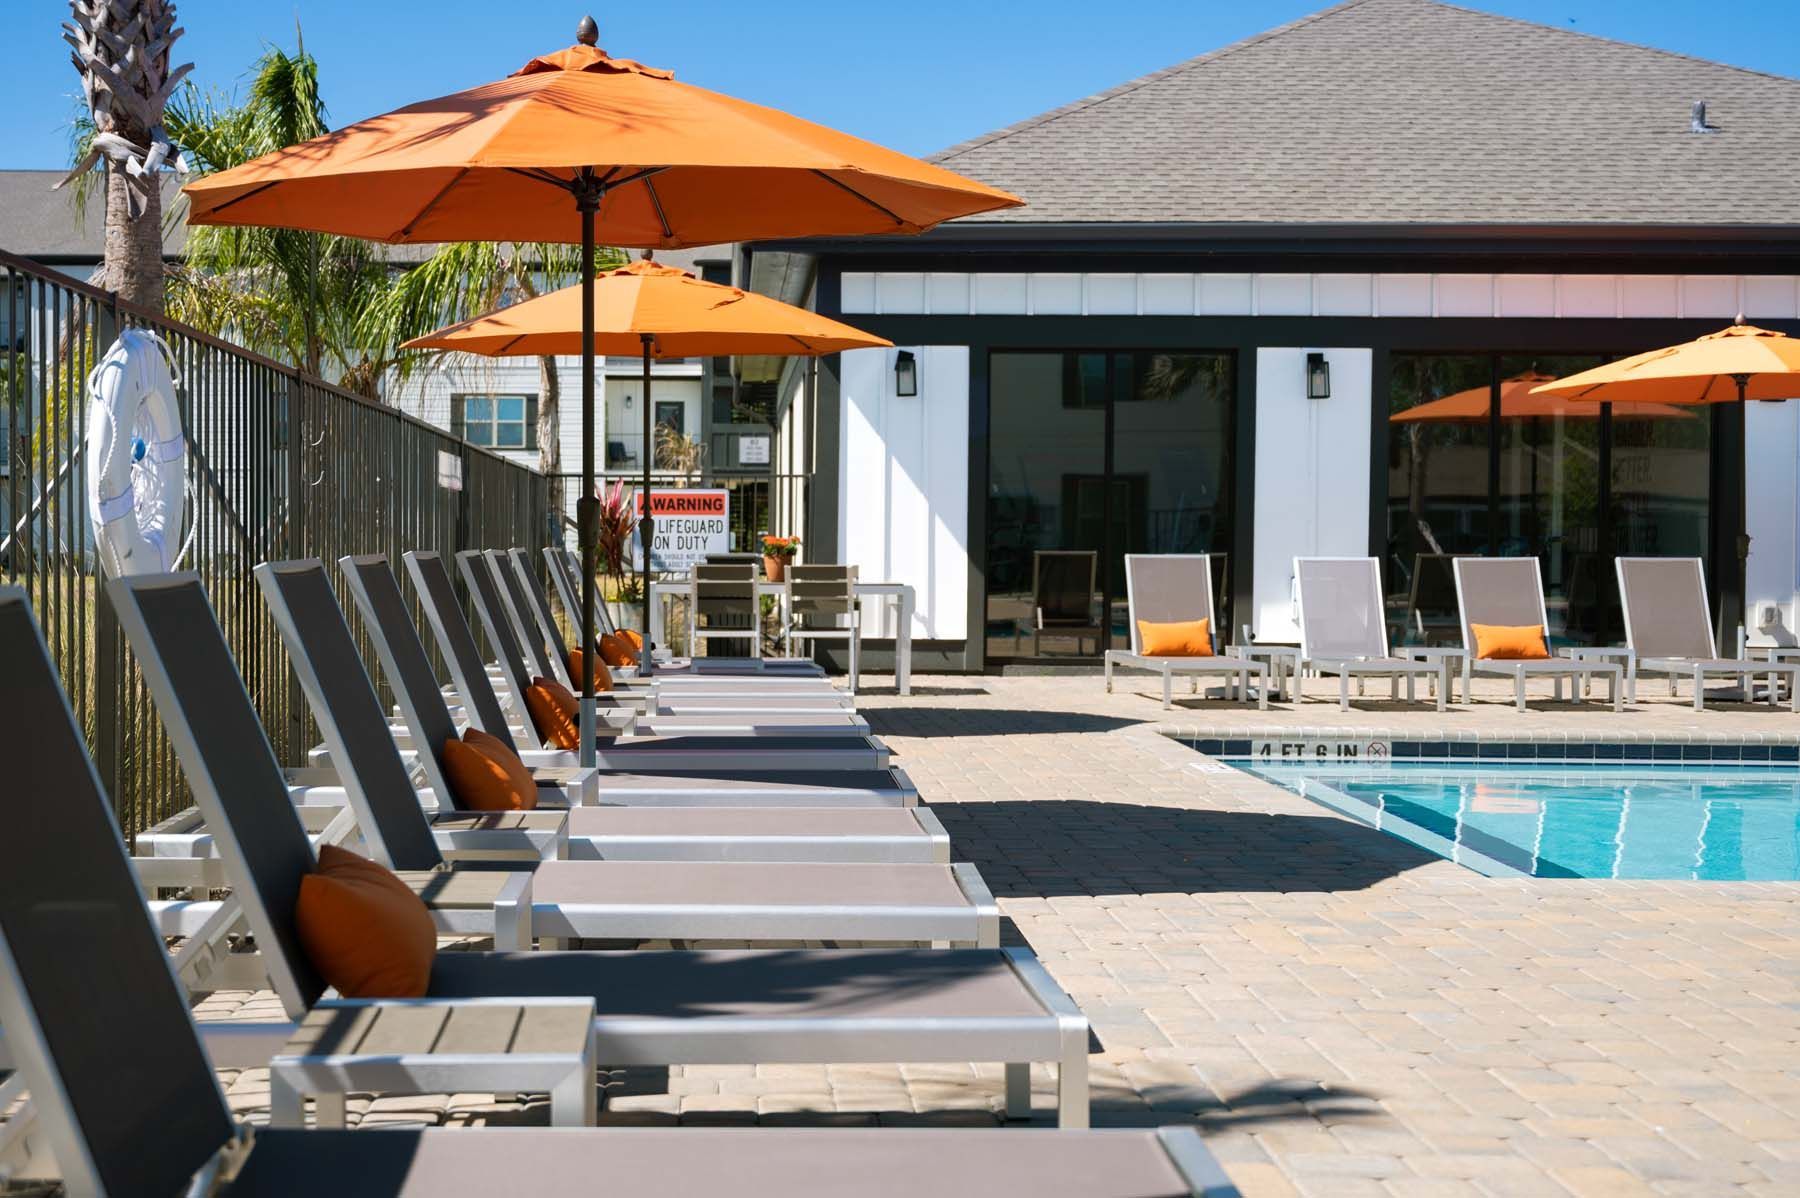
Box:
986, 350, 1233, 663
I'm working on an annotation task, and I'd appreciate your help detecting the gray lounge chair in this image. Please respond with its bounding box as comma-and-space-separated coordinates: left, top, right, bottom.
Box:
407, 551, 889, 770
1294, 557, 1447, 711
0, 586, 1235, 1193
460, 549, 871, 737
1104, 554, 1270, 709
1617, 556, 1800, 711
510, 547, 854, 714
248, 560, 996, 947
1453, 557, 1623, 711
342, 553, 943, 861
95, 574, 1094, 1126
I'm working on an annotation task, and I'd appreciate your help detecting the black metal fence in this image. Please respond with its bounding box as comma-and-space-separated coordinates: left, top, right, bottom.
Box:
0, 248, 548, 838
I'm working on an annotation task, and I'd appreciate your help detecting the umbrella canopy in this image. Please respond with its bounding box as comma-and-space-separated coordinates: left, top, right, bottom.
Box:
1531, 320, 1800, 645
1529, 322, 1800, 405
183, 41, 1022, 247
1393, 372, 1691, 424
182, 19, 1019, 761
402, 259, 893, 357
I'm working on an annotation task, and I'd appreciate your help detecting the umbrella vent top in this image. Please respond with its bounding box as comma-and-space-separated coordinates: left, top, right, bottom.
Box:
1698, 321, 1788, 343
514, 40, 673, 80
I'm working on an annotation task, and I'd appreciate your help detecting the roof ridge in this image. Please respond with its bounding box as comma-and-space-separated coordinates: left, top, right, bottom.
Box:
931, 0, 1379, 164
1428, 0, 1800, 87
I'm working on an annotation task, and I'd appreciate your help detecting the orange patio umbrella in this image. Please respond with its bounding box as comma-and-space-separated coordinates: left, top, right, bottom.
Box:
1391, 371, 1691, 424
405, 257, 892, 620
184, 17, 1020, 757
1532, 320, 1800, 639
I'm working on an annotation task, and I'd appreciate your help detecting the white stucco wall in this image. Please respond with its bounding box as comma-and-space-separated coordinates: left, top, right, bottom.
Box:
1746, 402, 1800, 646
839, 345, 969, 640
1251, 348, 1374, 642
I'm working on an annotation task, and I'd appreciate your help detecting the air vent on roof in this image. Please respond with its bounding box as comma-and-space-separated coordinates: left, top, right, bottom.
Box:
1691, 100, 1718, 134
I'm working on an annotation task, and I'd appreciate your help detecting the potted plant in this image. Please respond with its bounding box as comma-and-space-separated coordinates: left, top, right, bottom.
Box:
593, 480, 642, 630
761, 534, 800, 582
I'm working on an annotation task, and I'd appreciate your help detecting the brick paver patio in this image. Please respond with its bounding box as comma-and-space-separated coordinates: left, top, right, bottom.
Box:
205, 673, 1800, 1197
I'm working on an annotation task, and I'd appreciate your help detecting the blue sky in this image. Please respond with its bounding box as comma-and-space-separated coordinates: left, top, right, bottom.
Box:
2, 1, 1794, 170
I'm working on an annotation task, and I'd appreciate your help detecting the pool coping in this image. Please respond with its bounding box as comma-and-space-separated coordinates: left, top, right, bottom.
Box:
1158, 724, 1800, 764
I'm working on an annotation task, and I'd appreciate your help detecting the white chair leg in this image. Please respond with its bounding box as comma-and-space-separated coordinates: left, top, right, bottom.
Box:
1004, 1062, 1032, 1120
1339, 673, 1351, 711
1104, 655, 1113, 693
1162, 669, 1172, 710
1612, 670, 1622, 714
1058, 1042, 1090, 1130
1693, 668, 1705, 712
1516, 671, 1527, 712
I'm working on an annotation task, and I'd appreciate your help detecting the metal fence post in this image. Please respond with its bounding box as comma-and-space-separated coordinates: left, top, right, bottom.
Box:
284, 370, 306, 760
91, 293, 122, 803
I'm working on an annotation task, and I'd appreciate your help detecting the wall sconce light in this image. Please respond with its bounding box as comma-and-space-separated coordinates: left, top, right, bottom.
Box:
894, 349, 918, 397
624, 394, 634, 410
1305, 352, 1331, 400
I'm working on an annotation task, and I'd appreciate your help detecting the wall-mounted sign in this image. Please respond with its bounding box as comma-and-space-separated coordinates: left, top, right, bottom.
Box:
632, 488, 729, 572
738, 435, 771, 465
436, 450, 463, 492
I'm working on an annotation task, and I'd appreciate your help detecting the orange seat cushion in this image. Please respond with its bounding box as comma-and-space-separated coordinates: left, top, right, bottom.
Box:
1471, 623, 1550, 660
565, 648, 613, 692
524, 676, 581, 750
599, 632, 639, 667
1137, 618, 1213, 657
441, 729, 538, 811
294, 845, 436, 998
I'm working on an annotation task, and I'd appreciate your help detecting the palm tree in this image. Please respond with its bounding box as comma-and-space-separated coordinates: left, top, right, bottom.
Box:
60, 0, 193, 312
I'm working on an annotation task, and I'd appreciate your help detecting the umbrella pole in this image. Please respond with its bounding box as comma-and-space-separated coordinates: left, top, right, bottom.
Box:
575, 180, 600, 767
640, 333, 655, 676
1734, 373, 1751, 653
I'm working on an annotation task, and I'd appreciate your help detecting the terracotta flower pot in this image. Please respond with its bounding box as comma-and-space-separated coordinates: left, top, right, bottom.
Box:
762, 555, 786, 582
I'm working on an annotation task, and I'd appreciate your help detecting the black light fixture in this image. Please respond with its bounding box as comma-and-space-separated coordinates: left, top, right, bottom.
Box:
894, 349, 918, 397
1305, 352, 1331, 400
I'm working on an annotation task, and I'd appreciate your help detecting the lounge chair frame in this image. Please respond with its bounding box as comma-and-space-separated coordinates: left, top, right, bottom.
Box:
1294, 556, 1448, 712
1103, 553, 1270, 709
1453, 557, 1624, 712
1617, 556, 1800, 711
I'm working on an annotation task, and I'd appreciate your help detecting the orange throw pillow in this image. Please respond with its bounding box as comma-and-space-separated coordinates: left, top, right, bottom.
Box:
565, 648, 613, 692
524, 676, 581, 750
294, 845, 436, 998
1138, 618, 1213, 657
599, 632, 639, 667
1471, 623, 1550, 660
622, 629, 644, 652
441, 730, 538, 811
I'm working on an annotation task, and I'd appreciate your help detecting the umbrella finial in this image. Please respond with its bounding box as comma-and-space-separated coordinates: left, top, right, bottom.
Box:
576, 15, 599, 46
1735, 311, 1746, 326
641, 249, 655, 261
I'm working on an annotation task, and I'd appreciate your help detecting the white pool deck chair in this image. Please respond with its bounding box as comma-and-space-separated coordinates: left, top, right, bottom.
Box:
0, 588, 1236, 1193
1617, 556, 1800, 711
1103, 554, 1269, 710
406, 550, 889, 772
1294, 557, 1448, 712
243, 560, 994, 948
94, 576, 1096, 1127
1452, 557, 1624, 712
341, 553, 943, 860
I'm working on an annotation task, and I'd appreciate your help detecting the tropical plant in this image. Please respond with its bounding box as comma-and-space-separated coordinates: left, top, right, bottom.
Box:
61, 0, 193, 312
654, 420, 705, 484
593, 480, 641, 600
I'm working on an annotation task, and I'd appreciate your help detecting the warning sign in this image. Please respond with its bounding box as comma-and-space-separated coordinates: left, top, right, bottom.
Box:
632, 488, 730, 572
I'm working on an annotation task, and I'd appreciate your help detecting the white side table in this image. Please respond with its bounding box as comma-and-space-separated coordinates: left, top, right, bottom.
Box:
270, 997, 596, 1128
1396, 646, 1467, 703
1559, 646, 1638, 703
1229, 644, 1301, 702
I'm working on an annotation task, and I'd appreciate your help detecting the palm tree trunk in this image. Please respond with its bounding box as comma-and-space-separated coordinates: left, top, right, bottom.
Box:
97, 161, 166, 312
539, 354, 564, 534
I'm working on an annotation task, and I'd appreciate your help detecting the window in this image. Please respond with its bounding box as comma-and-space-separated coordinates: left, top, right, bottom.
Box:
453, 394, 536, 450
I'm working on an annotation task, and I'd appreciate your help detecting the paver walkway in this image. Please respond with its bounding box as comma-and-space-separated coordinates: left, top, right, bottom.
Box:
206, 673, 1800, 1197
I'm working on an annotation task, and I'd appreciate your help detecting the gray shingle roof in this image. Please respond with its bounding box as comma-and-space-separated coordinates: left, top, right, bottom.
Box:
932, 0, 1800, 227
0, 170, 187, 260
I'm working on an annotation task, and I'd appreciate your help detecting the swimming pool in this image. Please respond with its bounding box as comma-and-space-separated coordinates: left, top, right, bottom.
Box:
1237, 761, 1800, 881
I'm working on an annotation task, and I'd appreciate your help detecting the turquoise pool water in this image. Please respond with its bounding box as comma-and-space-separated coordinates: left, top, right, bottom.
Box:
1238, 761, 1800, 880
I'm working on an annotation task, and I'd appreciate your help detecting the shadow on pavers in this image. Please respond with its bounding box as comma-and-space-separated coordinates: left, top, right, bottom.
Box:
864, 708, 1148, 737
935, 799, 1437, 896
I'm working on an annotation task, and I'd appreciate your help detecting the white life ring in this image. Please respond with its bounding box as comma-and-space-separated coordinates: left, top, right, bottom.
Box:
85, 328, 186, 576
